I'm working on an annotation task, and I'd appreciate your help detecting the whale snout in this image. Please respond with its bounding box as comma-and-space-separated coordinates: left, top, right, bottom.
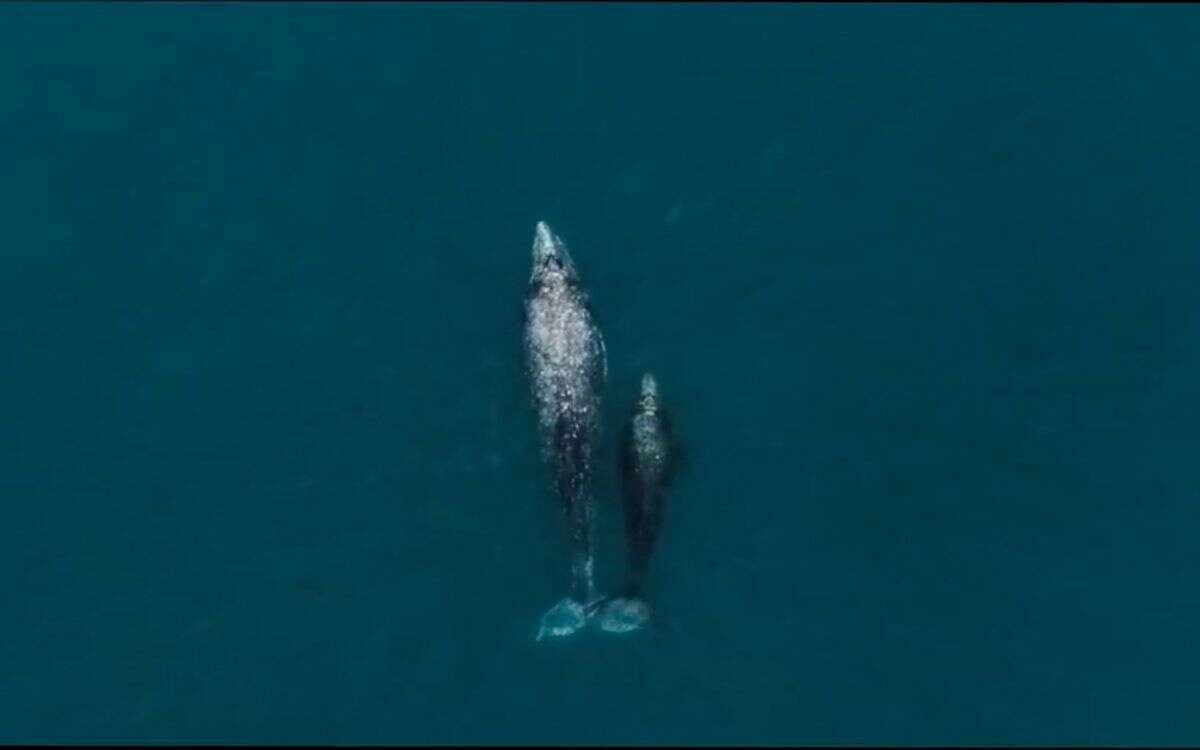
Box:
638, 373, 659, 414
534, 220, 555, 250
641, 373, 658, 399
530, 221, 578, 283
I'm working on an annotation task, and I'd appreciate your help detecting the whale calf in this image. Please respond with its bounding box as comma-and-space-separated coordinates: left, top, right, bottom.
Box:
600, 372, 676, 634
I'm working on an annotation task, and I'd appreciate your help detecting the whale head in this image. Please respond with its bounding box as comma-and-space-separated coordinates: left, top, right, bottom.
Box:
530, 221, 579, 289
638, 373, 659, 415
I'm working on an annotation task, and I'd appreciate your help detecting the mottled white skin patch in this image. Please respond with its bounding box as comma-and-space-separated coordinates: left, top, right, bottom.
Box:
536, 597, 587, 641
525, 222, 605, 450
598, 597, 650, 634
632, 373, 667, 480
524, 221, 606, 620
640, 372, 659, 406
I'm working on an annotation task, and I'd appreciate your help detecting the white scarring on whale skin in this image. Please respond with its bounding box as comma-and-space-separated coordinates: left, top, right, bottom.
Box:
524, 221, 606, 458
632, 372, 667, 480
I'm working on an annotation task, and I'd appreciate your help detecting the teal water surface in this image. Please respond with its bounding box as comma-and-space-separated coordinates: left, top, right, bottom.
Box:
3, 2, 1200, 744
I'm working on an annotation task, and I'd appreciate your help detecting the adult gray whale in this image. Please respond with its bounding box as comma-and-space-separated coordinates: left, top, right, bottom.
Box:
524, 221, 607, 640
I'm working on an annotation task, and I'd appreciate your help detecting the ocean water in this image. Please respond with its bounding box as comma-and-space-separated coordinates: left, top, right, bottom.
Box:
3, 2, 1200, 744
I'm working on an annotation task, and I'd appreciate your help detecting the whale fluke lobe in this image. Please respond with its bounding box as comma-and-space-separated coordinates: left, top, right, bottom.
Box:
599, 597, 651, 634
536, 597, 587, 641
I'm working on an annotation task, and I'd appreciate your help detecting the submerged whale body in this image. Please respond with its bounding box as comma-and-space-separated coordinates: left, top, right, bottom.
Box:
523, 221, 607, 640
601, 372, 676, 634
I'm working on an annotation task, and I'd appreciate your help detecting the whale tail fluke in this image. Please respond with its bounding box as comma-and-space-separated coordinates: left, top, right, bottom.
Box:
597, 596, 650, 634
535, 591, 607, 642
536, 597, 587, 641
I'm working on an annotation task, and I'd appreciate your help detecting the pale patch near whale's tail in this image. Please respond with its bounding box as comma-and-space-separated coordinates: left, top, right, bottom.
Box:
536, 597, 587, 641
535, 592, 607, 642
597, 597, 650, 634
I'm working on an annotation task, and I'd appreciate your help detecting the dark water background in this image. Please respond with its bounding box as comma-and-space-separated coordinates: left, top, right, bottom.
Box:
3, 2, 1199, 744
